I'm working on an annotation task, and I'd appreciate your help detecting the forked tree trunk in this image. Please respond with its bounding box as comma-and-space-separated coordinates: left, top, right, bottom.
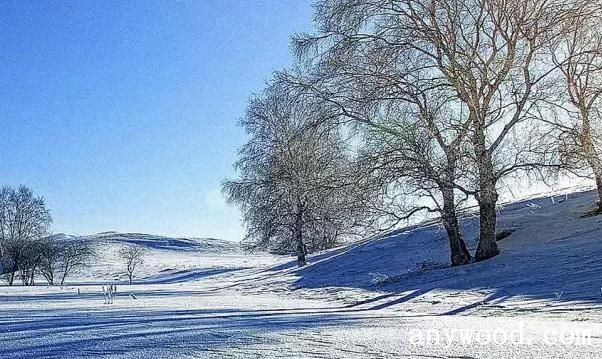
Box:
441, 189, 471, 266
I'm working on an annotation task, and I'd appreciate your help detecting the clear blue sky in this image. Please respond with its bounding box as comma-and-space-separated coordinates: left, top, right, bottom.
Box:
0, 0, 313, 240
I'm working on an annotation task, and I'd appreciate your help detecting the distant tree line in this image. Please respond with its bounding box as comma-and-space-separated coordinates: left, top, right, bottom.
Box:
0, 185, 93, 285
225, 0, 602, 267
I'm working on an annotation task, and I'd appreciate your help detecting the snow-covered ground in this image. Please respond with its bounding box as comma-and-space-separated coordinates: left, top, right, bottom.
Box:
2, 189, 602, 358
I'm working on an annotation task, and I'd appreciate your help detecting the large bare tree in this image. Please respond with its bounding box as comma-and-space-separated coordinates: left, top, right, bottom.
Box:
551, 3, 602, 212
356, 95, 475, 265
282, 45, 475, 265
296, 0, 572, 261
223, 78, 370, 266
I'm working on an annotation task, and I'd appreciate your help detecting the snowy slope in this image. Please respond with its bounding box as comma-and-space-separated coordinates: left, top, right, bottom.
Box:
48, 232, 276, 285
57, 189, 602, 317
3, 189, 602, 358
50, 231, 239, 252
244, 188, 602, 321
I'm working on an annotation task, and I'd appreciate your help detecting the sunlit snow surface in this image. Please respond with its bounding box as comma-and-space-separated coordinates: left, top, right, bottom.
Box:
2, 189, 602, 358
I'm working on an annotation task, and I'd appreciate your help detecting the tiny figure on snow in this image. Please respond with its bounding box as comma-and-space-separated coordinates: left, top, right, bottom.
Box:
102, 285, 108, 304
102, 284, 115, 305
107, 284, 113, 304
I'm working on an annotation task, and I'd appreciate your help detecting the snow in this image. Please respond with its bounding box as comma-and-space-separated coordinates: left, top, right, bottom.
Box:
57, 232, 239, 252
2, 188, 602, 358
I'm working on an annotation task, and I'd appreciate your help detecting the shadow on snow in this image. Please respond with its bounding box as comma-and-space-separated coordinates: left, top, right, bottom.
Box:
275, 189, 602, 311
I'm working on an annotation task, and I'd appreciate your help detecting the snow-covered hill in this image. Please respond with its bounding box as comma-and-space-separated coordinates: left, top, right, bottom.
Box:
46, 232, 279, 285
243, 187, 602, 321
44, 188, 602, 318
49, 231, 239, 252
4, 189, 602, 358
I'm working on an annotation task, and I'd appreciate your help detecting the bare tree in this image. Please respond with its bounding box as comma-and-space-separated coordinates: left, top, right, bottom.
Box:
1, 239, 29, 285
59, 240, 94, 286
19, 239, 45, 285
290, 5, 479, 265
551, 3, 602, 212
39, 239, 62, 285
296, 0, 572, 261
223, 78, 371, 266
356, 97, 475, 265
119, 246, 145, 284
0, 186, 52, 285
282, 67, 475, 265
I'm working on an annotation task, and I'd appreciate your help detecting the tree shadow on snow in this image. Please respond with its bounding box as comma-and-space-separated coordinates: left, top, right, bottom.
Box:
278, 189, 602, 313
0, 306, 394, 358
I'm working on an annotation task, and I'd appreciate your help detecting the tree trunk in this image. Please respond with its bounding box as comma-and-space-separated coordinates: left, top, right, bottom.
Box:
595, 173, 602, 210
296, 240, 307, 267
8, 271, 15, 286
581, 113, 602, 211
473, 122, 500, 261
441, 189, 471, 266
29, 264, 37, 286
294, 210, 307, 267
583, 139, 602, 210
129, 274, 133, 285
475, 187, 499, 261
